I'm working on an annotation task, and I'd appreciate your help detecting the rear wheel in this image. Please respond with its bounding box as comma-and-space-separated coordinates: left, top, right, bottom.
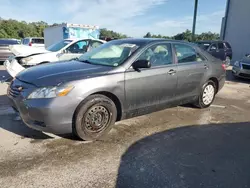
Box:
73, 94, 117, 141
194, 80, 216, 108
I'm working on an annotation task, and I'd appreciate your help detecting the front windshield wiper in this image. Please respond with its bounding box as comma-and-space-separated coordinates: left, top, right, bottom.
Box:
76, 59, 94, 64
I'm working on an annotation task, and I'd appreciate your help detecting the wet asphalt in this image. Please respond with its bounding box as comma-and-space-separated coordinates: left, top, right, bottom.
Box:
0, 66, 250, 188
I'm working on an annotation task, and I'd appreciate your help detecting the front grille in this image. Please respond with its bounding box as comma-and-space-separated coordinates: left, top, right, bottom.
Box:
242, 64, 250, 70
239, 73, 250, 78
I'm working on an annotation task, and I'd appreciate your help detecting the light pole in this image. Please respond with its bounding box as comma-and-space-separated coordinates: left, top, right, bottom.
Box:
192, 0, 198, 41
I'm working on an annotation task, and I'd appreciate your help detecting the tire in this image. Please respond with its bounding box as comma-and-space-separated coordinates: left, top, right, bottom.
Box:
73, 94, 117, 141
194, 80, 216, 108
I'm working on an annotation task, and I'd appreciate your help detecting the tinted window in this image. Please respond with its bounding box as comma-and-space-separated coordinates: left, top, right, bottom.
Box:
137, 43, 173, 67
0, 39, 19, 45
218, 42, 224, 49
197, 42, 211, 50
210, 44, 217, 50
31, 38, 44, 44
174, 44, 199, 63
224, 42, 231, 49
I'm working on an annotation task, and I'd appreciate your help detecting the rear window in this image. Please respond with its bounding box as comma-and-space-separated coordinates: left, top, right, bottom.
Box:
0, 39, 19, 45
31, 38, 44, 44
224, 42, 231, 49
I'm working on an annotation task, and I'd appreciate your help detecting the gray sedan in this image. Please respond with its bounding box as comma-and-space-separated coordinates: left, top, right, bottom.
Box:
232, 55, 250, 79
7, 38, 226, 141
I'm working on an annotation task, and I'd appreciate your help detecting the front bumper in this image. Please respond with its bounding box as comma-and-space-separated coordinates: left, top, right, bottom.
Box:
232, 66, 250, 79
4, 58, 25, 78
7, 81, 80, 134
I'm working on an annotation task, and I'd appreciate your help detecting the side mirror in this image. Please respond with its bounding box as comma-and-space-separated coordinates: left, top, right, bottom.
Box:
245, 53, 250, 57
132, 60, 151, 70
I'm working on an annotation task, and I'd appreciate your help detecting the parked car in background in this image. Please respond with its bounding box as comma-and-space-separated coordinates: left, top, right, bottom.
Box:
196, 40, 232, 66
21, 37, 45, 48
4, 38, 106, 77
232, 54, 250, 79
0, 39, 20, 62
7, 38, 226, 141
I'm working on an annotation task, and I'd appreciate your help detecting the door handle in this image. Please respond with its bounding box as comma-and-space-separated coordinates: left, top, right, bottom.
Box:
168, 69, 176, 75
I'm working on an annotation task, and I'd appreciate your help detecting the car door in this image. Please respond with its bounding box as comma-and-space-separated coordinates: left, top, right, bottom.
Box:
58, 40, 89, 61
208, 43, 220, 59
173, 43, 207, 102
223, 42, 232, 58
217, 42, 226, 61
125, 42, 177, 117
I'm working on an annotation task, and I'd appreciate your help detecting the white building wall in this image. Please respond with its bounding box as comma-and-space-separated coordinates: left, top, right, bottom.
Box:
223, 0, 250, 61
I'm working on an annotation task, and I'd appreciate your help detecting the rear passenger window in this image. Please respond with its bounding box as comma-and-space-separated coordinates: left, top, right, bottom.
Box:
218, 43, 224, 49
174, 44, 203, 63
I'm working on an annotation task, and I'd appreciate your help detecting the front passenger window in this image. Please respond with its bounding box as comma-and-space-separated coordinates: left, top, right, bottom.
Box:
137, 43, 173, 67
66, 40, 89, 54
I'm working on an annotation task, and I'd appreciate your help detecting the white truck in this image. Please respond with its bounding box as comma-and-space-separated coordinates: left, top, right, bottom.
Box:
44, 23, 100, 48
4, 24, 105, 78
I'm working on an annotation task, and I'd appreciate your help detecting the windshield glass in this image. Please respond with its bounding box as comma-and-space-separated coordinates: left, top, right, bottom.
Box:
47, 40, 73, 52
78, 41, 140, 67
196, 42, 211, 50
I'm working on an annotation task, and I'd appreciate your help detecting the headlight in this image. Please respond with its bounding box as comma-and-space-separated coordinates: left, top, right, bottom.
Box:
234, 61, 240, 67
21, 56, 33, 64
27, 85, 74, 99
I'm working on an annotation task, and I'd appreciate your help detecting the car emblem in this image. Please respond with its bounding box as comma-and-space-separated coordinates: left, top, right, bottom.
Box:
18, 87, 23, 91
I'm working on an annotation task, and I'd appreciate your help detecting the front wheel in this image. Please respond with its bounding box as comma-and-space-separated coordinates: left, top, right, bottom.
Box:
73, 94, 117, 141
194, 80, 216, 108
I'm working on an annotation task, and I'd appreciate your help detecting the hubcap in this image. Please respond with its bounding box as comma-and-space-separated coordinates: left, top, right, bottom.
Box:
83, 105, 110, 133
202, 84, 215, 105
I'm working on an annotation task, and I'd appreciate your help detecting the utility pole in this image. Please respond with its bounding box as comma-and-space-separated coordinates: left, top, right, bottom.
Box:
192, 0, 198, 41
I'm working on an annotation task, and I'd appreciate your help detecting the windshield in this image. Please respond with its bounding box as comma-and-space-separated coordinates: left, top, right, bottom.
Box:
78, 41, 140, 67
196, 42, 211, 50
47, 40, 73, 52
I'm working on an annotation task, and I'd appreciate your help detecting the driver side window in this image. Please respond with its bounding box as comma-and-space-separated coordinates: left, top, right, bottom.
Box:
210, 43, 217, 50
66, 40, 89, 54
137, 43, 173, 67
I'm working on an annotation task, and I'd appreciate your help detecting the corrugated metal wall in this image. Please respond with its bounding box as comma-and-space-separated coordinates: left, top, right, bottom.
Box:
223, 0, 250, 61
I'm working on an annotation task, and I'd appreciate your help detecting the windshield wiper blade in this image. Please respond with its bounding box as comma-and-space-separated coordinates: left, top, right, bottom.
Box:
78, 59, 93, 64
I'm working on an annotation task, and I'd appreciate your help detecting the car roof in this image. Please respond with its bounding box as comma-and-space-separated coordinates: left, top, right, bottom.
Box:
66, 38, 106, 43
110, 38, 194, 46
196, 40, 228, 43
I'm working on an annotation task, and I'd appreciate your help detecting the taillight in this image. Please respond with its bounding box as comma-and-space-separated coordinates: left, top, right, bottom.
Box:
29, 42, 32, 46
222, 64, 226, 71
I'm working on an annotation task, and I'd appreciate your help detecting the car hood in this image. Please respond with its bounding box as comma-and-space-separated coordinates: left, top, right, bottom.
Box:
16, 60, 113, 87
241, 57, 250, 64
9, 44, 49, 56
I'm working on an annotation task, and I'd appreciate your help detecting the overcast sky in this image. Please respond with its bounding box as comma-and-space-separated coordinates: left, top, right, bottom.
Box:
0, 0, 227, 37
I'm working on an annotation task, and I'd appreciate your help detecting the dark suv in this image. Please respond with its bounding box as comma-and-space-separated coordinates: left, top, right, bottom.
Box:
196, 41, 232, 66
